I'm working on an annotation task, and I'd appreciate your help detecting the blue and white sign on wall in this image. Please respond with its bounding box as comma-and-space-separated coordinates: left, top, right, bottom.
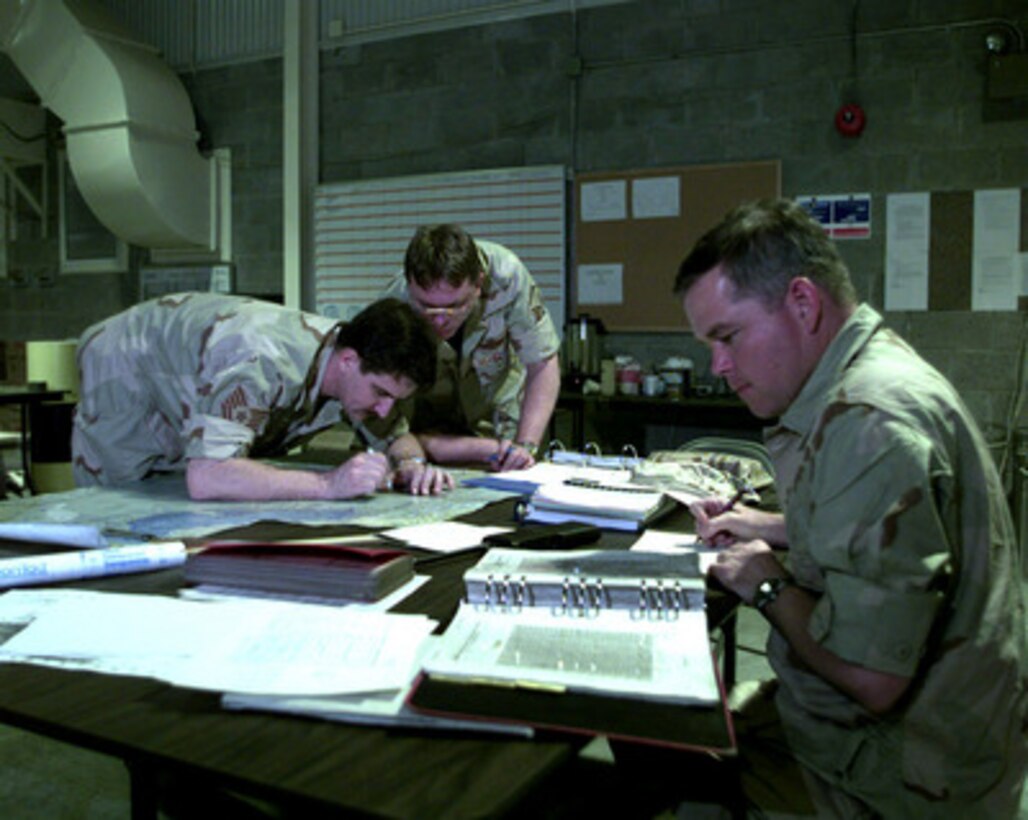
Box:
796, 193, 872, 239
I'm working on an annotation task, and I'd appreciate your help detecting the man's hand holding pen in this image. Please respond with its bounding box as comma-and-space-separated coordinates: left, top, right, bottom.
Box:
689, 490, 747, 548
487, 439, 536, 472
689, 486, 787, 551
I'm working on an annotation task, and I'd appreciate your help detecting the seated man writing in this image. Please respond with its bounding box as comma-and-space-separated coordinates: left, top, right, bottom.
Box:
678, 199, 1024, 816
72, 294, 453, 500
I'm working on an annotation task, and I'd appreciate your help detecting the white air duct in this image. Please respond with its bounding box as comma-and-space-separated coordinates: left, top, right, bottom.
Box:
0, 0, 222, 251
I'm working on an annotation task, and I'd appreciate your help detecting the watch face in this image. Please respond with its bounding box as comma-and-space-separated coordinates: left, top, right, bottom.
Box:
754, 577, 787, 610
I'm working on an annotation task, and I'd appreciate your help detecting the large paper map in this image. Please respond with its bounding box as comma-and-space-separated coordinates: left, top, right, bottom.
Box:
0, 470, 516, 540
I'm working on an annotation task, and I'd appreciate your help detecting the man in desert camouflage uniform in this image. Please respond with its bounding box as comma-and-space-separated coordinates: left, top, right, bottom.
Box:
677, 199, 1025, 816
72, 293, 453, 500
379, 224, 561, 472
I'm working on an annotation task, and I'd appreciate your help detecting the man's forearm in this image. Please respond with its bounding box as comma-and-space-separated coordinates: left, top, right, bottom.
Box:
515, 354, 560, 446
385, 433, 429, 466
759, 576, 911, 714
417, 433, 504, 464
186, 457, 329, 501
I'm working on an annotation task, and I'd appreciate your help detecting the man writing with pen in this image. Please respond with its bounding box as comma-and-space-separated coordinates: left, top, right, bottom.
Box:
672, 199, 1023, 816
377, 224, 561, 472
73, 294, 455, 500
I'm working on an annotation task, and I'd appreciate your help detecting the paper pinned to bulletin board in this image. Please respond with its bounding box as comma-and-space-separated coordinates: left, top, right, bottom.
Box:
573, 160, 781, 331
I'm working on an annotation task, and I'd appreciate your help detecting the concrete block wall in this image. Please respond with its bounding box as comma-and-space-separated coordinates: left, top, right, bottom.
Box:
181, 60, 285, 298
317, 0, 1028, 440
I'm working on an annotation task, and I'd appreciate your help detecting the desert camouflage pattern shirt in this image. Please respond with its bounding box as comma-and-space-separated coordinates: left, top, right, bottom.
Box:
73, 293, 351, 485
764, 304, 1025, 815
381, 240, 560, 439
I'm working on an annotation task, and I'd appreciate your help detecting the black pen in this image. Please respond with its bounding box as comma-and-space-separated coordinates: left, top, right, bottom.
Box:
723, 487, 747, 512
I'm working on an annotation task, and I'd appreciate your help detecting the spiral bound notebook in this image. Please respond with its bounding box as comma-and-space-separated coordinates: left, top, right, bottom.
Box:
408, 547, 732, 753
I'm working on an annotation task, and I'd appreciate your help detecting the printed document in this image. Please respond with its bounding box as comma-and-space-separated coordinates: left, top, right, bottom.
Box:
423, 602, 719, 706
0, 589, 435, 696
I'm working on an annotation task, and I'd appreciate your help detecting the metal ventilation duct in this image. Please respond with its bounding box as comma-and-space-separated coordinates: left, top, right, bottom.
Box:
0, 0, 215, 250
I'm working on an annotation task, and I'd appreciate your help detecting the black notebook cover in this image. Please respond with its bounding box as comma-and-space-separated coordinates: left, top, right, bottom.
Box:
406, 652, 736, 757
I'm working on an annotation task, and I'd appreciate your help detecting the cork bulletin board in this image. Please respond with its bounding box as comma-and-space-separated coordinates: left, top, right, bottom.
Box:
573, 160, 781, 331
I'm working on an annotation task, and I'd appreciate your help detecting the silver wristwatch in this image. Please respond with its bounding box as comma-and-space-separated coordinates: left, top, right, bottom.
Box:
753, 576, 794, 613
515, 441, 539, 457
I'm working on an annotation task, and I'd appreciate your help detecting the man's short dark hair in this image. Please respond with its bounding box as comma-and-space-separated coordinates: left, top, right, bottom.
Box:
673, 198, 858, 309
335, 298, 437, 388
403, 224, 482, 289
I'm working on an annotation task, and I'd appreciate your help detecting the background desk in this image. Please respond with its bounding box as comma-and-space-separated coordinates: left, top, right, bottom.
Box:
553, 392, 763, 453
0, 498, 735, 819
0, 384, 67, 495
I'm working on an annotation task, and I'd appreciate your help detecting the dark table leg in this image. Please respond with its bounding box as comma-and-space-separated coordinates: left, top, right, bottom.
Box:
126, 761, 159, 820
721, 610, 737, 692
18, 401, 36, 495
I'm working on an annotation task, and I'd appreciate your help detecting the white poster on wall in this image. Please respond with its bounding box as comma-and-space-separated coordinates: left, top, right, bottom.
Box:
577, 263, 624, 305
972, 188, 1020, 311
581, 180, 627, 222
632, 176, 680, 219
884, 193, 930, 311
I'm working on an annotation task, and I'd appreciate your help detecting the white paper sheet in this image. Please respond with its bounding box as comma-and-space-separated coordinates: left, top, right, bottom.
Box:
972, 188, 1020, 311
580, 180, 626, 221
223, 635, 534, 737
632, 176, 680, 219
577, 263, 623, 305
423, 602, 719, 705
381, 522, 511, 553
0, 589, 435, 696
885, 193, 930, 311
629, 529, 718, 573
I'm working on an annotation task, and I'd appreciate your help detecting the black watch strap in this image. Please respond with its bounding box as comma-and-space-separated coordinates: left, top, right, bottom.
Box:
753, 576, 794, 613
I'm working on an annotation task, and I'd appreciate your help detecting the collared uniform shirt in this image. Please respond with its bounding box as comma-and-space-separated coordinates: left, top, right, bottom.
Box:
764, 304, 1025, 816
73, 292, 359, 485
380, 240, 560, 439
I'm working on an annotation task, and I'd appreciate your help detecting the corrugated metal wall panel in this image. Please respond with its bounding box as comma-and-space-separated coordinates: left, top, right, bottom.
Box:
195, 0, 283, 66
100, 0, 195, 66
322, 0, 549, 34
96, 0, 623, 69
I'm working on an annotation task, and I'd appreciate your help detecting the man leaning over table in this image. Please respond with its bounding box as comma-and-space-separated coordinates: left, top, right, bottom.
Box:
378, 224, 561, 472
674, 199, 1025, 816
72, 293, 455, 500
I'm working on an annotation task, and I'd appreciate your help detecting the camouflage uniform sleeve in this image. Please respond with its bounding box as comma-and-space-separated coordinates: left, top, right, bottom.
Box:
182, 361, 283, 460
793, 407, 953, 678
504, 268, 560, 366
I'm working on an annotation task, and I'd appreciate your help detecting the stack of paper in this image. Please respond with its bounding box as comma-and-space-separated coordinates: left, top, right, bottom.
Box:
523, 482, 675, 531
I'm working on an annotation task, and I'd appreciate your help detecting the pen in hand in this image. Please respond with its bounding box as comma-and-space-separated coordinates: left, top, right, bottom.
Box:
697, 485, 753, 547
721, 485, 749, 513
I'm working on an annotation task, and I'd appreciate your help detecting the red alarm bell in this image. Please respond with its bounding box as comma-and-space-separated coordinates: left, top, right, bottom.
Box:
835, 103, 866, 137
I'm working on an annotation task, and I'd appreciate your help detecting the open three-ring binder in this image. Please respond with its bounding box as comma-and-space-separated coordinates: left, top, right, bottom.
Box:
408, 548, 736, 755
